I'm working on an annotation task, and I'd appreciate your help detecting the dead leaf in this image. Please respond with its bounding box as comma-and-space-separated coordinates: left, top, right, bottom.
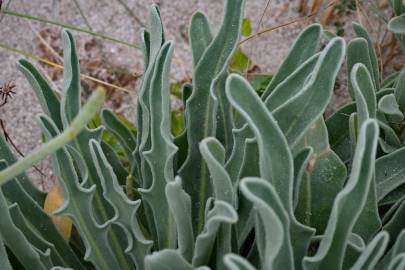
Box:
44, 177, 73, 241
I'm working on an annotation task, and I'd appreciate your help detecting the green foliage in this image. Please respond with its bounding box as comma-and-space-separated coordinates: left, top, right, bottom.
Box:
0, 1, 404, 269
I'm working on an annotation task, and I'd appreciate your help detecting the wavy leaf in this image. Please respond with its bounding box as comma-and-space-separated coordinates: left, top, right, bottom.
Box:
303, 119, 379, 270
192, 200, 238, 267
165, 177, 194, 262
180, 0, 245, 233
90, 140, 152, 269
224, 254, 256, 270
350, 231, 389, 270
262, 24, 322, 99
226, 74, 314, 267
273, 37, 346, 147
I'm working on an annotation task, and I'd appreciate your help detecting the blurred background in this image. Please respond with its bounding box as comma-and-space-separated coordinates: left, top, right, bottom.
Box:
0, 0, 399, 188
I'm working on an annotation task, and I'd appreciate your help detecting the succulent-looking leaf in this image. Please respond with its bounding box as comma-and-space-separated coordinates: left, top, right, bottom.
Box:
101, 109, 137, 161
180, 0, 245, 234
350, 231, 389, 270
200, 137, 234, 205
351, 63, 377, 124
262, 24, 322, 99
273, 37, 346, 147
226, 74, 314, 268
294, 118, 347, 234
383, 196, 405, 243
0, 161, 46, 270
352, 22, 380, 90
265, 53, 320, 112
38, 115, 132, 269
166, 177, 194, 262
90, 140, 152, 269
240, 178, 292, 270
347, 38, 375, 100
376, 147, 405, 201
189, 11, 213, 68
0, 235, 12, 270
192, 200, 238, 267
18, 59, 63, 130
145, 249, 194, 270
140, 41, 178, 250
379, 94, 404, 124
303, 119, 379, 270
394, 69, 405, 113
223, 254, 256, 270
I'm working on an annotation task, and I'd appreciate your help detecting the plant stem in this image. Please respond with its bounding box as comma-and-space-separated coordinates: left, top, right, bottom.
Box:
1, 9, 141, 49
0, 87, 106, 185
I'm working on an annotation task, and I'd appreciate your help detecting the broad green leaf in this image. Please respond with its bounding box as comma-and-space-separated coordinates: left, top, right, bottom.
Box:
294, 118, 347, 234
273, 37, 346, 147
249, 74, 272, 96
166, 177, 194, 262
240, 178, 292, 270
241, 17, 252, 36
347, 38, 375, 100
189, 11, 213, 68
353, 23, 380, 90
303, 119, 379, 270
262, 24, 322, 99
180, 0, 245, 234
350, 231, 389, 270
230, 48, 252, 72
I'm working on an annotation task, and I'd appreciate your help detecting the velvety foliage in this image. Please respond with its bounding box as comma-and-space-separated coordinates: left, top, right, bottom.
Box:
0, 0, 404, 269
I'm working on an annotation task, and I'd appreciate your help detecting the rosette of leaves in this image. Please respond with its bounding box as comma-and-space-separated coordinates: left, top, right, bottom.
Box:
0, 0, 404, 269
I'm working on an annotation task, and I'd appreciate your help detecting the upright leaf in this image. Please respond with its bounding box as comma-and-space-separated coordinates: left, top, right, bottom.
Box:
303, 120, 379, 270
180, 0, 245, 233
226, 74, 314, 268
273, 37, 346, 147
262, 24, 322, 99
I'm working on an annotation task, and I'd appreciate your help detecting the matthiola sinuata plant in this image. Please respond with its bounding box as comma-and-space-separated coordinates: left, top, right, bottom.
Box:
0, 0, 404, 269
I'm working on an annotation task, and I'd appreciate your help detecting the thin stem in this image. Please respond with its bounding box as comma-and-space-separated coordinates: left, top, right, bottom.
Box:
72, 0, 93, 31
1, 9, 141, 49
0, 87, 106, 185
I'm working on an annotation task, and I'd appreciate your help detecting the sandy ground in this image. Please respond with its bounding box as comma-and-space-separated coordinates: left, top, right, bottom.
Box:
0, 0, 388, 189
